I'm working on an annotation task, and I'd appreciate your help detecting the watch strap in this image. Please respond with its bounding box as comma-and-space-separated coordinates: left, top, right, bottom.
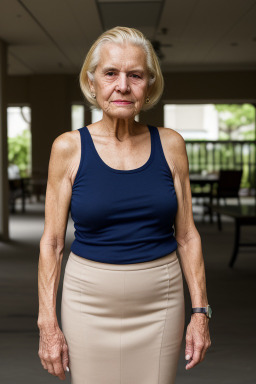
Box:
191, 305, 212, 319
191, 307, 207, 314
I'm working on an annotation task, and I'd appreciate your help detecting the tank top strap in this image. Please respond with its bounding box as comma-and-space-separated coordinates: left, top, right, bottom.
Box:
77, 125, 99, 172
72, 126, 94, 189
148, 125, 171, 174
77, 125, 86, 151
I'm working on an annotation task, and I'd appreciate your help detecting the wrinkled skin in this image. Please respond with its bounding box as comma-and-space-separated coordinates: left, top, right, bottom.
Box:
185, 314, 211, 369
38, 326, 69, 380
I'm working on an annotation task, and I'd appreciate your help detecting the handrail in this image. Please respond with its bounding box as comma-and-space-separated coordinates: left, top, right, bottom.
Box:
184, 140, 256, 194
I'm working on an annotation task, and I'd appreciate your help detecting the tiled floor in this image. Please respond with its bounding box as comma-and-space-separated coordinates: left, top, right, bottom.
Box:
0, 199, 255, 383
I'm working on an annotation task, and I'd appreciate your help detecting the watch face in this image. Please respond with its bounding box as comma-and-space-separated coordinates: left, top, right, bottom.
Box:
207, 305, 212, 318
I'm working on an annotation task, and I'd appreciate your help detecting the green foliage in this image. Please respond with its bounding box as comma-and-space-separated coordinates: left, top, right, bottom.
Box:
215, 104, 255, 139
8, 129, 31, 177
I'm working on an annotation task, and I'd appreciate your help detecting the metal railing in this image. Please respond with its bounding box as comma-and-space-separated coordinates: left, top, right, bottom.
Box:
185, 140, 256, 194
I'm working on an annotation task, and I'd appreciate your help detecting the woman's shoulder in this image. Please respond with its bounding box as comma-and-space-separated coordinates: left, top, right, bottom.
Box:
156, 127, 188, 178
51, 129, 80, 158
49, 130, 81, 182
156, 127, 186, 152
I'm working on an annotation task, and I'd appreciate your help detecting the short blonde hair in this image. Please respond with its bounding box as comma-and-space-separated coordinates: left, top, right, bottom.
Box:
79, 26, 164, 111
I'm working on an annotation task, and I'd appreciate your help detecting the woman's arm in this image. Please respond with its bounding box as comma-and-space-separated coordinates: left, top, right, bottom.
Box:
37, 131, 78, 380
160, 127, 211, 370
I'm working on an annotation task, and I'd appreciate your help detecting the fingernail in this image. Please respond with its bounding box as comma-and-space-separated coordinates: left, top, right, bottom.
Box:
66, 366, 70, 372
185, 354, 190, 360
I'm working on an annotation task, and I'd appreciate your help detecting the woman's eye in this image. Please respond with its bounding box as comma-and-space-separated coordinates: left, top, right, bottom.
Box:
131, 74, 141, 79
106, 72, 115, 76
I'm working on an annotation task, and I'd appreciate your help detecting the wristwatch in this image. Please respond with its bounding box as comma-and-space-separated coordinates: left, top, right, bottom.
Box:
191, 304, 212, 319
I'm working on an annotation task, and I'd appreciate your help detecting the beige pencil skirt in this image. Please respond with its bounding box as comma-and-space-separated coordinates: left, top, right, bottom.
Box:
61, 250, 185, 384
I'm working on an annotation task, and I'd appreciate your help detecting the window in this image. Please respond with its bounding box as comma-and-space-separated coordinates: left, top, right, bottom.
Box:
164, 103, 255, 141
71, 105, 85, 130
91, 108, 103, 123
7, 106, 32, 178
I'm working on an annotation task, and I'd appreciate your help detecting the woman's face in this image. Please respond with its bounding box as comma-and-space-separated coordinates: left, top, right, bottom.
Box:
89, 42, 150, 120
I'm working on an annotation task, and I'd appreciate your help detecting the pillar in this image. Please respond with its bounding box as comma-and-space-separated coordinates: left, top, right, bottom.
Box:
0, 39, 9, 240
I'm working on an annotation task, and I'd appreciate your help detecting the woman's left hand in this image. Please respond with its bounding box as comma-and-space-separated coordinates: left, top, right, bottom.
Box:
185, 313, 211, 370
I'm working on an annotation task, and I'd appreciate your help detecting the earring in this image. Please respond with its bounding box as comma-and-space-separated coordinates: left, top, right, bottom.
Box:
91, 93, 96, 99
146, 96, 150, 104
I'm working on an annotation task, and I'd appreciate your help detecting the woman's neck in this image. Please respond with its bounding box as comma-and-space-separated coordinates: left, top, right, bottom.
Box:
94, 112, 140, 141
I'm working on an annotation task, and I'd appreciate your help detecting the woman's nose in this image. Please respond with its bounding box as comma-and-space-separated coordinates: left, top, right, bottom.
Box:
116, 74, 130, 93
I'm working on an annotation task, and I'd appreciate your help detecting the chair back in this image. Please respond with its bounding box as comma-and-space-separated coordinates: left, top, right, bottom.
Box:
217, 170, 243, 198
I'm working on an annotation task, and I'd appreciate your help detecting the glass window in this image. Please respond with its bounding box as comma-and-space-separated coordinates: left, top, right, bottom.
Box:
91, 108, 103, 123
71, 105, 85, 130
7, 106, 32, 178
164, 103, 255, 141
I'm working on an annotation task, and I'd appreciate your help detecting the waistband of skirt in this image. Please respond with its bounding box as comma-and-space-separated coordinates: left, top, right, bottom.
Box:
69, 251, 178, 271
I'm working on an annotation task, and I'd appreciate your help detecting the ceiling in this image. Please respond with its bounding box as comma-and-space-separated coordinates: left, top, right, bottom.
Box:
0, 0, 256, 75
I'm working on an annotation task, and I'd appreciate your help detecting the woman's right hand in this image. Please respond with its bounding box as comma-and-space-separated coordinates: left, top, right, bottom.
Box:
38, 325, 70, 380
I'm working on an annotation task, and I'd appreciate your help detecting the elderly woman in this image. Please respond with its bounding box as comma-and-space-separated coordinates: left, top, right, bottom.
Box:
37, 26, 211, 383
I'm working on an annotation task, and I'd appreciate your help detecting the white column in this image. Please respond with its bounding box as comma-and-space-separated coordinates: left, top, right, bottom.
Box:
0, 39, 9, 240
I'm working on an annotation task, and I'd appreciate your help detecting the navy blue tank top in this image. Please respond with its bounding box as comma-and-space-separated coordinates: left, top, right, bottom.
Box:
70, 125, 178, 264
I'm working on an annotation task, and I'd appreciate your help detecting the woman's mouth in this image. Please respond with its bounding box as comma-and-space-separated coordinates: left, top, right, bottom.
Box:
112, 100, 133, 105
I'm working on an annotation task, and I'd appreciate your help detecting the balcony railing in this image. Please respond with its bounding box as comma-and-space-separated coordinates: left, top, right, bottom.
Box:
185, 140, 256, 194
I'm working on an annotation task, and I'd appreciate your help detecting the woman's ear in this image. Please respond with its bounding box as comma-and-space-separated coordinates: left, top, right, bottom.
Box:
148, 76, 155, 89
87, 71, 95, 93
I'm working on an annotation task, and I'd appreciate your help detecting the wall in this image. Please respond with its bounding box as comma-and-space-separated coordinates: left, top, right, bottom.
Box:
163, 71, 256, 102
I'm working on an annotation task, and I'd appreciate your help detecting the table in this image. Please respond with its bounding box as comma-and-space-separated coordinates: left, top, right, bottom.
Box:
189, 173, 219, 184
210, 204, 256, 267
8, 177, 31, 213
189, 173, 219, 222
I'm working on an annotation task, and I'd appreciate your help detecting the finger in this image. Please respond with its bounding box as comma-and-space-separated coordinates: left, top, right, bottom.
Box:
40, 358, 47, 370
62, 345, 70, 372
200, 349, 207, 363
45, 361, 57, 376
200, 345, 209, 362
53, 359, 66, 380
185, 336, 193, 361
38, 349, 47, 369
186, 348, 202, 370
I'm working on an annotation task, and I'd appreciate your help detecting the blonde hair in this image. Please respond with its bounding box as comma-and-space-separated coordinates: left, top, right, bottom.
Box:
79, 26, 164, 111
